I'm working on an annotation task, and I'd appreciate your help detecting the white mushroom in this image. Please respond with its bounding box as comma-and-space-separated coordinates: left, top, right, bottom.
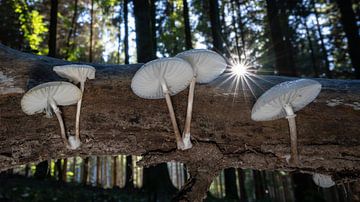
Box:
21, 81, 82, 149
176, 49, 227, 149
312, 173, 335, 188
131, 58, 194, 150
53, 64, 96, 149
251, 79, 322, 165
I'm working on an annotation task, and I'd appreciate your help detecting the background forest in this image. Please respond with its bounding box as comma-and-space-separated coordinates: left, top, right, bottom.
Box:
0, 0, 359, 201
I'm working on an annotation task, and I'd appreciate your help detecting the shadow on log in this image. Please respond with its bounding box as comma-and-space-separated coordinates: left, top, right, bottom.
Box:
1, 44, 360, 201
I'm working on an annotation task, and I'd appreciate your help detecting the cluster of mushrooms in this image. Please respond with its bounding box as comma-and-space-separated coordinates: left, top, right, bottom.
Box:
20, 49, 325, 184
131, 49, 323, 165
131, 49, 228, 150
21, 65, 96, 150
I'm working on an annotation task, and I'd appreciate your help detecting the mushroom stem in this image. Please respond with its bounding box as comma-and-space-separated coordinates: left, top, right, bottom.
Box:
182, 77, 196, 150
75, 82, 85, 144
49, 99, 70, 148
283, 104, 299, 165
161, 82, 184, 149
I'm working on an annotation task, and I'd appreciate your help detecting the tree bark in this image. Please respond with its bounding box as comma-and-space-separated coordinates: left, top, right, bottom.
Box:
133, 0, 155, 63
0, 44, 360, 201
48, 0, 58, 57
335, 0, 360, 79
182, 0, 192, 50
208, 0, 223, 53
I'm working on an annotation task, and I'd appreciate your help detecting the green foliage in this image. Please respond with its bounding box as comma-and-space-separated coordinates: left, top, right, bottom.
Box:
14, 0, 48, 54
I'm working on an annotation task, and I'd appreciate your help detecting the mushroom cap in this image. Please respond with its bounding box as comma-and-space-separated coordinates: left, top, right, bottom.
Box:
176, 49, 227, 83
312, 173, 335, 188
53, 64, 96, 84
251, 79, 322, 121
21, 81, 82, 115
131, 58, 194, 99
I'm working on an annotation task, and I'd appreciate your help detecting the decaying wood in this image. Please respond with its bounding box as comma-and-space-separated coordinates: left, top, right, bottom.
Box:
1, 44, 360, 201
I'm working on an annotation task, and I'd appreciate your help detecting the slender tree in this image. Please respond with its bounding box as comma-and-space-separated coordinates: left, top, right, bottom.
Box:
96, 156, 101, 187
123, 0, 129, 64
89, 0, 94, 62
265, 0, 296, 76
112, 156, 117, 187
133, 0, 155, 63
253, 170, 266, 200
183, 0, 192, 49
124, 155, 133, 189
65, 0, 78, 57
150, 0, 157, 57
299, 4, 319, 77
335, 0, 360, 79
224, 168, 239, 199
48, 0, 58, 57
142, 163, 177, 201
311, 0, 332, 78
237, 168, 247, 201
34, 161, 48, 179
208, 0, 223, 53
82, 157, 89, 184
62, 158, 68, 182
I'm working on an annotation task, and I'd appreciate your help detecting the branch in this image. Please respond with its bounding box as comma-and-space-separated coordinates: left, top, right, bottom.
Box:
1, 44, 360, 200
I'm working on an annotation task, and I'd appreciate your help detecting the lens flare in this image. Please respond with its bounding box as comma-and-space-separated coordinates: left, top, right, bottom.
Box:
230, 60, 250, 77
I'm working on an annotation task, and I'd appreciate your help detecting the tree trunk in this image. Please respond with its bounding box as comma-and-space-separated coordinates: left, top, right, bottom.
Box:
124, 155, 133, 190
0, 44, 360, 201
302, 15, 319, 77
82, 157, 89, 184
142, 163, 177, 202
96, 156, 101, 187
34, 161, 48, 179
208, 0, 223, 53
183, 0, 192, 50
65, 0, 78, 58
113, 156, 117, 187
335, 0, 360, 79
62, 159, 67, 182
237, 169, 247, 201
235, 0, 246, 56
133, 0, 155, 63
253, 170, 265, 200
311, 0, 332, 78
123, 0, 129, 64
48, 0, 58, 57
265, 0, 296, 76
89, 0, 94, 63
230, 0, 241, 58
224, 168, 239, 199
150, 0, 157, 58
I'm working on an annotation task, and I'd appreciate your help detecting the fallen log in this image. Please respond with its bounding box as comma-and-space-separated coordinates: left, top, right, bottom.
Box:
1, 44, 360, 201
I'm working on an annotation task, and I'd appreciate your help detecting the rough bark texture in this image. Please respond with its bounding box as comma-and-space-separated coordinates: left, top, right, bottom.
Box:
1, 44, 360, 201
